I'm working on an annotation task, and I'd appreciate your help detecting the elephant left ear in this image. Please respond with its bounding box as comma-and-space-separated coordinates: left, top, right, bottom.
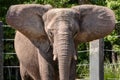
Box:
72, 5, 116, 42
6, 4, 52, 39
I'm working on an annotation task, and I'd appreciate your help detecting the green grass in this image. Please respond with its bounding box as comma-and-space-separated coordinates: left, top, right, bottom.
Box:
76, 64, 89, 79
104, 63, 120, 80
76, 63, 120, 80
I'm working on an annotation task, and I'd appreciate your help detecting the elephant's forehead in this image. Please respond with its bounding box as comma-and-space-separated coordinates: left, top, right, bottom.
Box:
47, 8, 77, 16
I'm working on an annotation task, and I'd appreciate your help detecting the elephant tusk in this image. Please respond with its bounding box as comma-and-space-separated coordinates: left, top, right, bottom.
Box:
73, 55, 77, 60
53, 55, 57, 61
73, 50, 77, 60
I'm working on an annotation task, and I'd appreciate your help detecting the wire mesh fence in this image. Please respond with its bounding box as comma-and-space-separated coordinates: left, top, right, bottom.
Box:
3, 25, 20, 80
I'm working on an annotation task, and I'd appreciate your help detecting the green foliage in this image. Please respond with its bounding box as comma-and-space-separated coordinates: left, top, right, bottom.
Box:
76, 63, 120, 79
24, 0, 74, 7
106, 0, 120, 21
77, 43, 89, 64
107, 1, 120, 9
3, 25, 15, 53
90, 0, 106, 5
105, 0, 120, 55
104, 63, 120, 80
76, 64, 89, 79
4, 54, 19, 66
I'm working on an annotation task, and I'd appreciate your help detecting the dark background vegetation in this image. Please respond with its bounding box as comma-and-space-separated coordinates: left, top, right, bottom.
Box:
1, 0, 120, 79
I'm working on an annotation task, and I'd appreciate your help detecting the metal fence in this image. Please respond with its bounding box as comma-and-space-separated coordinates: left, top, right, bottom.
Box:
1, 22, 21, 80
1, 21, 120, 80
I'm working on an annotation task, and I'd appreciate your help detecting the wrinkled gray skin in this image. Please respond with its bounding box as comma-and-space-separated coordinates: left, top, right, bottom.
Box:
6, 4, 115, 80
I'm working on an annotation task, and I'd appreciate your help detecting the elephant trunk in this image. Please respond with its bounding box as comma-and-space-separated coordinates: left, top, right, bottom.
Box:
58, 53, 71, 80
54, 31, 75, 80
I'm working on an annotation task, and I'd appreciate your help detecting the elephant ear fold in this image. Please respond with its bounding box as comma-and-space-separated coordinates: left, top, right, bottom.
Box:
72, 5, 116, 42
6, 4, 52, 39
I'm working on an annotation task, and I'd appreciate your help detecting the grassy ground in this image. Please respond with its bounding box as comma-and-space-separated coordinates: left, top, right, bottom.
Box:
76, 62, 120, 80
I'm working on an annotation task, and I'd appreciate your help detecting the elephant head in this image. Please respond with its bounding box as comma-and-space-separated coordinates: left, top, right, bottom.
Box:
6, 4, 115, 80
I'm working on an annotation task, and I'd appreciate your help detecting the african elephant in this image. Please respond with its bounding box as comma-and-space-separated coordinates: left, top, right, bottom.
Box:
6, 4, 115, 80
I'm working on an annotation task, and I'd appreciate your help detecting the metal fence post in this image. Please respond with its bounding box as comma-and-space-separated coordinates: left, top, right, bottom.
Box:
90, 39, 104, 80
0, 21, 3, 80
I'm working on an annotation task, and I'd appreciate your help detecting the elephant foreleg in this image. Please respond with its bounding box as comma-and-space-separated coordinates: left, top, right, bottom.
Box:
37, 49, 56, 80
20, 64, 33, 80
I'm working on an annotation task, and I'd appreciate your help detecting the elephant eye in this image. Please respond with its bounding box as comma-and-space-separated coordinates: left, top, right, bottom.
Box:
47, 30, 54, 43
47, 30, 52, 37
49, 32, 53, 37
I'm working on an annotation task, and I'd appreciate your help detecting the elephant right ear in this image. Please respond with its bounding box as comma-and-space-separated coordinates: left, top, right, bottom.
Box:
72, 5, 116, 42
6, 4, 52, 39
